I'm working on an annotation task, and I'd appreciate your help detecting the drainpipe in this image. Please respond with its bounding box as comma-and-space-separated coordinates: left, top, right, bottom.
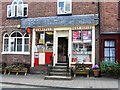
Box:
98, 0, 101, 64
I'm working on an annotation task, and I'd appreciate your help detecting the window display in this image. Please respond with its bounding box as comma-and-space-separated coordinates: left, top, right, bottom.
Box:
72, 31, 81, 42
72, 30, 92, 63
35, 31, 53, 52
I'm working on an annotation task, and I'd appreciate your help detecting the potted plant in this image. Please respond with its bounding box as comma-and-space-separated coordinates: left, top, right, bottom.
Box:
92, 64, 100, 77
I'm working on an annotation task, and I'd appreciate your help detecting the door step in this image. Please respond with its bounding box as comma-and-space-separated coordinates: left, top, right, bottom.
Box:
49, 72, 68, 76
44, 75, 72, 80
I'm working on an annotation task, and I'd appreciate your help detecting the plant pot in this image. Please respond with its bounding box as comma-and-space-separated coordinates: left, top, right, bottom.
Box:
93, 70, 100, 77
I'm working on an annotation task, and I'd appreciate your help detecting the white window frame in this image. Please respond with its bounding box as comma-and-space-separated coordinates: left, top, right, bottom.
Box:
2, 31, 30, 55
7, 0, 28, 18
3, 33, 9, 52
57, 0, 72, 15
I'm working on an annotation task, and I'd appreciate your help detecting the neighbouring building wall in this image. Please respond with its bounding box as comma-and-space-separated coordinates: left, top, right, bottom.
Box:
0, 1, 2, 63
100, 2, 119, 32
100, 1, 120, 63
95, 26, 100, 64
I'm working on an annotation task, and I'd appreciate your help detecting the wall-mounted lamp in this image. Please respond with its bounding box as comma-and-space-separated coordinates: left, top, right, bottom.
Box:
17, 25, 21, 29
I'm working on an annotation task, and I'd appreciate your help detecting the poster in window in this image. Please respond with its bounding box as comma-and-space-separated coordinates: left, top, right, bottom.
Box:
83, 31, 92, 42
72, 31, 81, 41
39, 33, 44, 44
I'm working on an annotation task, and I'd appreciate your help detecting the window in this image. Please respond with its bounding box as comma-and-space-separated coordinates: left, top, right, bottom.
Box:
104, 40, 115, 63
7, 0, 28, 18
57, 0, 72, 15
3, 34, 9, 52
72, 30, 92, 63
2, 31, 30, 54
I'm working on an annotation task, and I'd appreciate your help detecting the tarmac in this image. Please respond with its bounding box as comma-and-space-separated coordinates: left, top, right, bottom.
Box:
0, 74, 119, 89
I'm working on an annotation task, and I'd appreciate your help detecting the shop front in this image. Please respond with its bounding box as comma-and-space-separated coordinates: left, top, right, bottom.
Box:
21, 14, 99, 67
31, 26, 95, 67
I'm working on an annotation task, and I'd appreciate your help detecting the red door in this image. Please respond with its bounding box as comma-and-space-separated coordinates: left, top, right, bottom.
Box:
45, 52, 53, 64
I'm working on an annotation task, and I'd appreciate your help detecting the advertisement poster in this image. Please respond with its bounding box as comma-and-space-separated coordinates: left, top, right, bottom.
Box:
72, 31, 81, 41
83, 31, 92, 42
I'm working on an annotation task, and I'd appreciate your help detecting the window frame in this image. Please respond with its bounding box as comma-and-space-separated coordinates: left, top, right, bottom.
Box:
57, 0, 72, 15
7, 0, 28, 18
104, 40, 116, 63
2, 31, 30, 55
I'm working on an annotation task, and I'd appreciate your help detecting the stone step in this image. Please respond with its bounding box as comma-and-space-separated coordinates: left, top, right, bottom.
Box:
55, 63, 68, 66
52, 66, 67, 69
44, 75, 72, 80
49, 72, 69, 76
51, 68, 67, 72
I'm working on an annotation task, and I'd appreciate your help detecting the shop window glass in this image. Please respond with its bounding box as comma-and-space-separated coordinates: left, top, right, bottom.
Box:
35, 31, 54, 52
72, 30, 92, 63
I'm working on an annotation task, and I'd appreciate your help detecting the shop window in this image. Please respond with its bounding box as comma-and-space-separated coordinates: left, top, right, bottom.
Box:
35, 31, 53, 52
7, 0, 28, 18
104, 40, 115, 63
57, 0, 72, 15
72, 30, 92, 63
45, 32, 53, 51
2, 31, 30, 54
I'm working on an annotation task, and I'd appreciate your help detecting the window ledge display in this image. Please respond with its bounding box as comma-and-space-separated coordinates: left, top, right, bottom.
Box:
72, 51, 92, 55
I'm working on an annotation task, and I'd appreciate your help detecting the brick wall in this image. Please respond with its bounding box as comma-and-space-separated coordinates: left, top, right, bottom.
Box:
2, 54, 30, 65
2, 2, 21, 26
100, 2, 119, 32
0, 2, 2, 63
28, 2, 98, 18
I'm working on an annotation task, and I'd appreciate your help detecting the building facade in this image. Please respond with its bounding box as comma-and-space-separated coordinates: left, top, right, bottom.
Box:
0, 0, 120, 71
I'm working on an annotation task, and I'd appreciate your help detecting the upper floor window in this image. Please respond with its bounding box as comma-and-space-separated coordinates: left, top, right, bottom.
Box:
57, 0, 72, 15
2, 31, 30, 54
7, 0, 28, 18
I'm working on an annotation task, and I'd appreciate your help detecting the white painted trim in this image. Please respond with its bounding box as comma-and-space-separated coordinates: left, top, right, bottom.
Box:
53, 30, 69, 66
31, 29, 36, 67
92, 26, 95, 65
1, 52, 30, 55
7, 4, 28, 18
68, 28, 72, 67
53, 30, 56, 66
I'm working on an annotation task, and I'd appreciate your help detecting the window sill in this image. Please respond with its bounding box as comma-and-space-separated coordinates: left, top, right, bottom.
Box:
7, 16, 28, 19
57, 13, 72, 16
1, 52, 30, 55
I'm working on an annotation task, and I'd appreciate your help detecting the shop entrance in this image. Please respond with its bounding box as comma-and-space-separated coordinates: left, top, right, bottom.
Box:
58, 37, 68, 62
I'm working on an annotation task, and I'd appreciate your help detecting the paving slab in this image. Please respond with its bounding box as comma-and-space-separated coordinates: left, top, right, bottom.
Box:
0, 74, 119, 89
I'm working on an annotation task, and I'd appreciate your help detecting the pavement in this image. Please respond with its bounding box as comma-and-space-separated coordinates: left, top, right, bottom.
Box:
0, 74, 119, 89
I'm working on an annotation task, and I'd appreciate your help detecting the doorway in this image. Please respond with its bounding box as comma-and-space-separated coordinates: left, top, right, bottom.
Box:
58, 37, 68, 63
